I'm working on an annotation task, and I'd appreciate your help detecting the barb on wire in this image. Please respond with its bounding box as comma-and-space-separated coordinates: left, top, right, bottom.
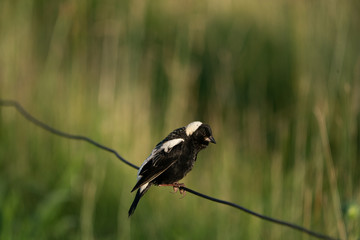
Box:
0, 99, 340, 240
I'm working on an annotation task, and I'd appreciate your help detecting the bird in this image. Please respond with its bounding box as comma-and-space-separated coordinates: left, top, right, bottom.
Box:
128, 121, 216, 216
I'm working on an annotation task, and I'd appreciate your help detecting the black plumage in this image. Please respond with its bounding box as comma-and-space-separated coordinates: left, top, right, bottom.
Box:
128, 121, 216, 216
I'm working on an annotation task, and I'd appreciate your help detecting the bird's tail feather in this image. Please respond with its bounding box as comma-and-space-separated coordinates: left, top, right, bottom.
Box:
128, 185, 149, 217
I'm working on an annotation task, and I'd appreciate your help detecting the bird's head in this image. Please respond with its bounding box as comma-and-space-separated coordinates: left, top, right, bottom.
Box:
185, 121, 216, 148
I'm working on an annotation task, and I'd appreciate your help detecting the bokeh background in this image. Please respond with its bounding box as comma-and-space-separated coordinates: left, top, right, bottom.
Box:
1, 0, 360, 239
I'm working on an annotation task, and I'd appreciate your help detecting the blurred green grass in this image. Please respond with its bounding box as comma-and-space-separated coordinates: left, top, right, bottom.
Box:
1, 0, 360, 239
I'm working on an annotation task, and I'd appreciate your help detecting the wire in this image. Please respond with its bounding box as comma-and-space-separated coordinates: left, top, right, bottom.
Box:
0, 99, 340, 240
181, 186, 339, 240
0, 99, 139, 170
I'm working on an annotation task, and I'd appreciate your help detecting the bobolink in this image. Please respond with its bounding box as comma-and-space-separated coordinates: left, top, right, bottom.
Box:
128, 121, 216, 216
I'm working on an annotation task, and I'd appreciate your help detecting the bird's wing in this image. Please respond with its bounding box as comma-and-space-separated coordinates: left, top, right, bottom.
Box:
131, 138, 184, 192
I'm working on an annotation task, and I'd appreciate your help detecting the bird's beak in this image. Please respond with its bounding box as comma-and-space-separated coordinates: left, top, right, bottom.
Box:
207, 136, 216, 144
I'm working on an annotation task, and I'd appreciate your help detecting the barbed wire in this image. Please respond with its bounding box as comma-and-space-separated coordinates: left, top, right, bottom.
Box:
0, 99, 340, 240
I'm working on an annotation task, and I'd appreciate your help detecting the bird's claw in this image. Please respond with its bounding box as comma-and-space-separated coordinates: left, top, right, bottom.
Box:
172, 182, 186, 198
160, 182, 186, 198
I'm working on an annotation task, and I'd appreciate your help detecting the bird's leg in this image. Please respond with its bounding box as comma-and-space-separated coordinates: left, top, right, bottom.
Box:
172, 182, 186, 197
159, 182, 186, 197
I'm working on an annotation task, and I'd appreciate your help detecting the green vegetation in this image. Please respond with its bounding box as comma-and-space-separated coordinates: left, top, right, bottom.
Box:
1, 0, 359, 239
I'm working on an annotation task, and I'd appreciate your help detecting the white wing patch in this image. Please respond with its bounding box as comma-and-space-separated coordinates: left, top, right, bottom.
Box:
185, 121, 202, 136
139, 182, 149, 193
136, 138, 184, 180
160, 138, 184, 152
